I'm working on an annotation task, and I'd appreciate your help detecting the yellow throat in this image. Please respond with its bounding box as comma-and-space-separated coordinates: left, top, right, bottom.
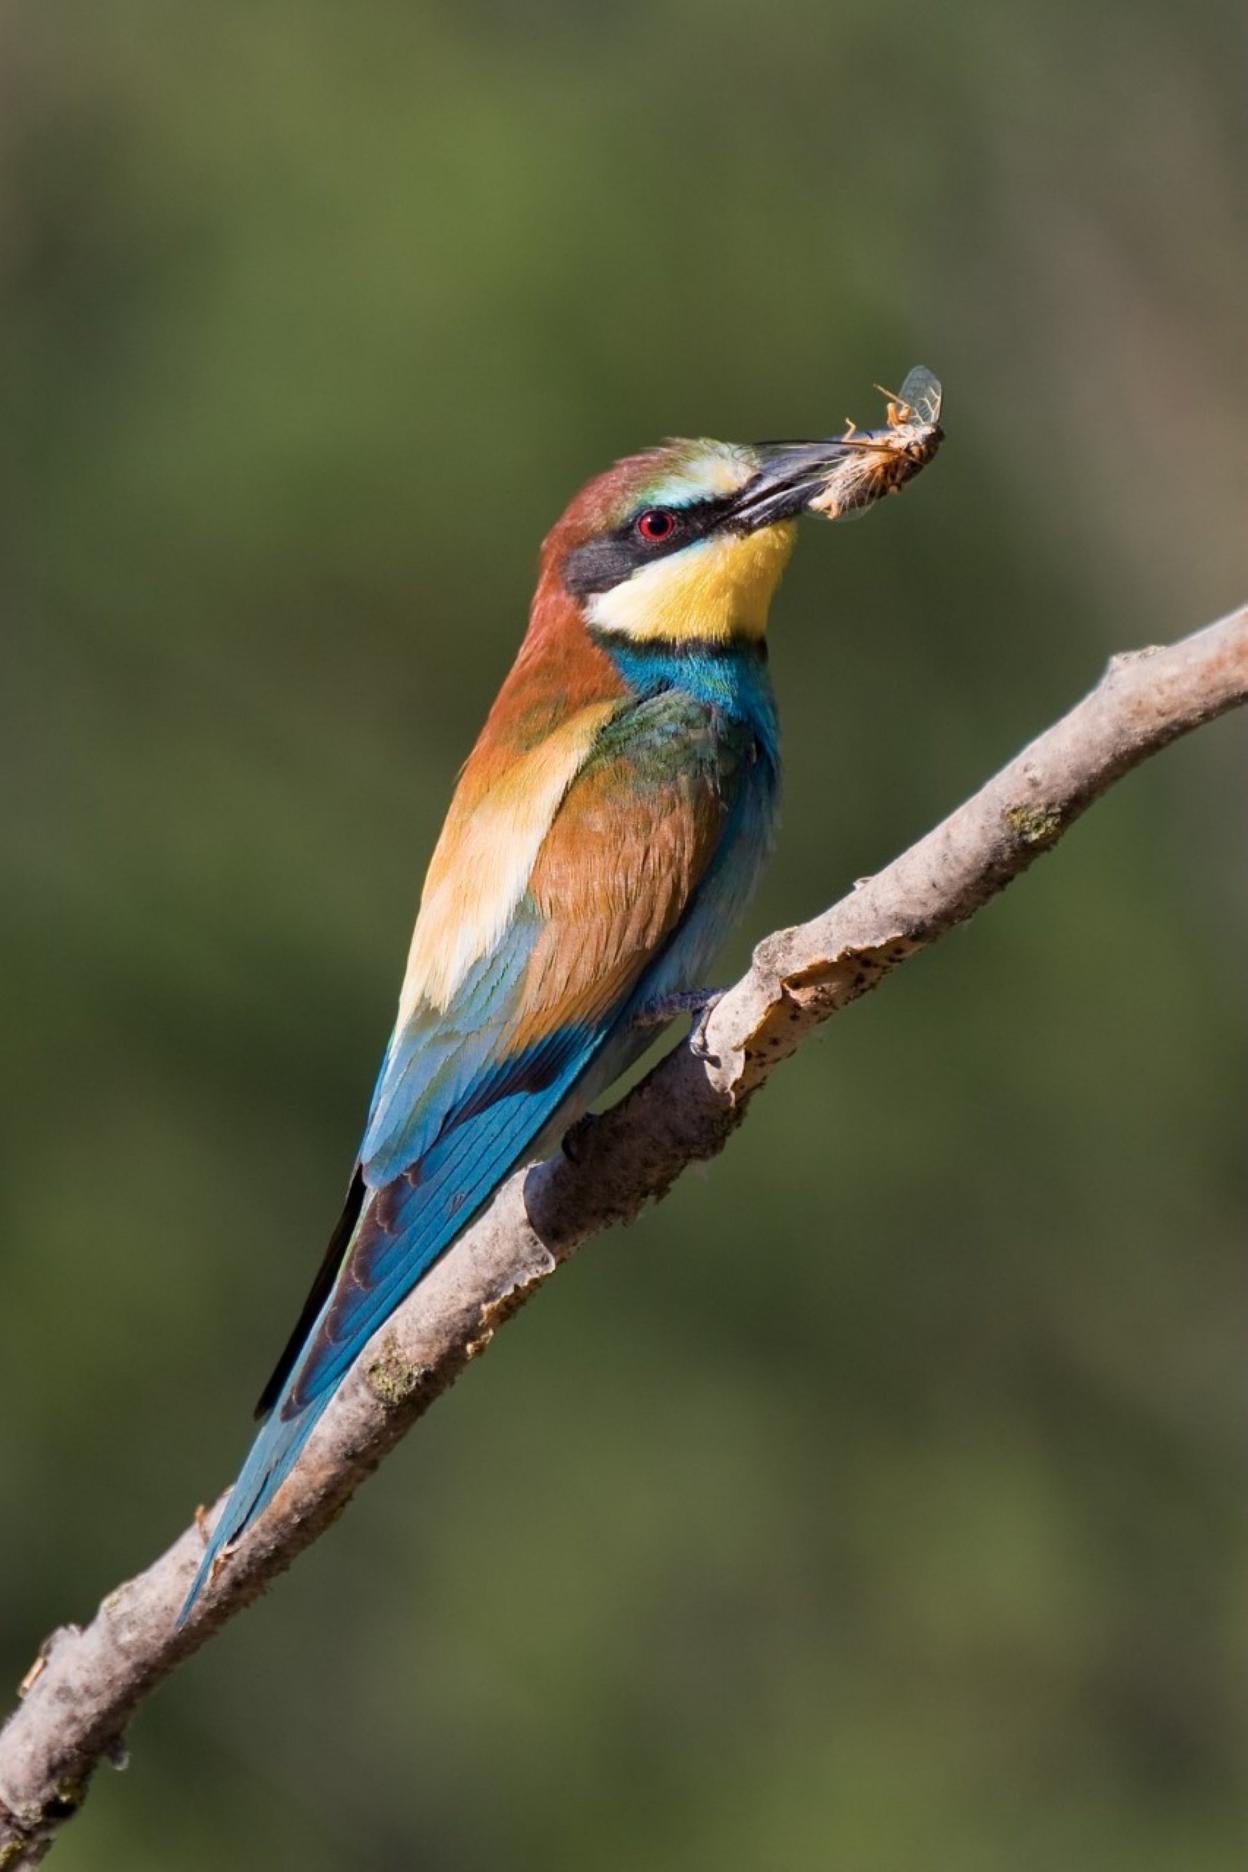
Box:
585, 520, 797, 644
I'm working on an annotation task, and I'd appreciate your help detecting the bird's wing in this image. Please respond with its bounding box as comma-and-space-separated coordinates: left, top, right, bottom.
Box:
180, 688, 754, 1620
266, 690, 740, 1421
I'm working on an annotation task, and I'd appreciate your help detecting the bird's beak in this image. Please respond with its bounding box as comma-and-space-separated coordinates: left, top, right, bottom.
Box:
727, 441, 861, 532
729, 368, 944, 533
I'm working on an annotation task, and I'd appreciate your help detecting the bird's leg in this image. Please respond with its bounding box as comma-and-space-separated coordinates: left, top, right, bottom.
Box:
630, 987, 725, 1063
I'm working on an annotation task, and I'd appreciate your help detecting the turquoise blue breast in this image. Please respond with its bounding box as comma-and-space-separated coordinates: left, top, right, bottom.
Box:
595, 633, 782, 1020
595, 636, 780, 769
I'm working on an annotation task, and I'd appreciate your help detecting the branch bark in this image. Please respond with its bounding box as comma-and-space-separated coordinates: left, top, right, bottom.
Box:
2, 604, 1245, 1865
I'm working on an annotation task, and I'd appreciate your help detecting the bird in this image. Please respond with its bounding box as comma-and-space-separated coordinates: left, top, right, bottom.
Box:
179, 424, 890, 1623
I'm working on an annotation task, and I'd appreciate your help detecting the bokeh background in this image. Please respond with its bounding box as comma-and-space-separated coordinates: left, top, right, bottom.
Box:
2, 3, 1245, 1867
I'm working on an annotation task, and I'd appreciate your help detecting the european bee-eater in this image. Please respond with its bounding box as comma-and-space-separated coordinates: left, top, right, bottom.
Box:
181, 380, 942, 1622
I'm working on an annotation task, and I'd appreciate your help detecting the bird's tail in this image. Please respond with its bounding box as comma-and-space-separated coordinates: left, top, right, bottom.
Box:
177, 1028, 611, 1626
177, 1387, 331, 1627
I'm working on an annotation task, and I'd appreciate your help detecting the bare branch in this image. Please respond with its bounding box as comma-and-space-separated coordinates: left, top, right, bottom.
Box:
2, 604, 1244, 1866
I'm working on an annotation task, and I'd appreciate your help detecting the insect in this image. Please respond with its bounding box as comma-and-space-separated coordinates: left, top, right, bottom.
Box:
807, 366, 944, 521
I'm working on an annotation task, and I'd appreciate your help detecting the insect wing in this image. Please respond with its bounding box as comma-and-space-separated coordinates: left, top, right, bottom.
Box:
897, 366, 942, 429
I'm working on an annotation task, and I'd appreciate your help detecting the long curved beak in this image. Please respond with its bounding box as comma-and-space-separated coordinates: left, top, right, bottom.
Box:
727, 441, 860, 532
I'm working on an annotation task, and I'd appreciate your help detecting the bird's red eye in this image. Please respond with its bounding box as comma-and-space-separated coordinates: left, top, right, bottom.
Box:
635, 507, 678, 543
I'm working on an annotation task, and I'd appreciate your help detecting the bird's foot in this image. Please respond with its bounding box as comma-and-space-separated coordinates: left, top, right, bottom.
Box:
631, 987, 724, 1064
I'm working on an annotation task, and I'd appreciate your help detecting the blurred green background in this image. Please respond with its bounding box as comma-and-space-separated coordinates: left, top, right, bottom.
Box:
2, 2, 1245, 1867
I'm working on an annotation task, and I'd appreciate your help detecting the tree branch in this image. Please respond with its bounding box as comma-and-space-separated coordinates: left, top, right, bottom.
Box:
2, 604, 1244, 1866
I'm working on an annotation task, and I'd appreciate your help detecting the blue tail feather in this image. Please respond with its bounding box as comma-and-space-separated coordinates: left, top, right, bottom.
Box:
176, 1044, 602, 1626
178, 1389, 332, 1626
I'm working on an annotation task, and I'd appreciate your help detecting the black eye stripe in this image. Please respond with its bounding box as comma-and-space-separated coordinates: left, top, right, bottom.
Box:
562, 493, 736, 598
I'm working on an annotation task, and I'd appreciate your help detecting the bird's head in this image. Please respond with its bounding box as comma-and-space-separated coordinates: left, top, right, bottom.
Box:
541, 436, 856, 647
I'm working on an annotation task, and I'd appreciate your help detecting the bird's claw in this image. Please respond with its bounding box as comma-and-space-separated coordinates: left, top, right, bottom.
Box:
688, 994, 723, 1066
631, 987, 724, 1065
